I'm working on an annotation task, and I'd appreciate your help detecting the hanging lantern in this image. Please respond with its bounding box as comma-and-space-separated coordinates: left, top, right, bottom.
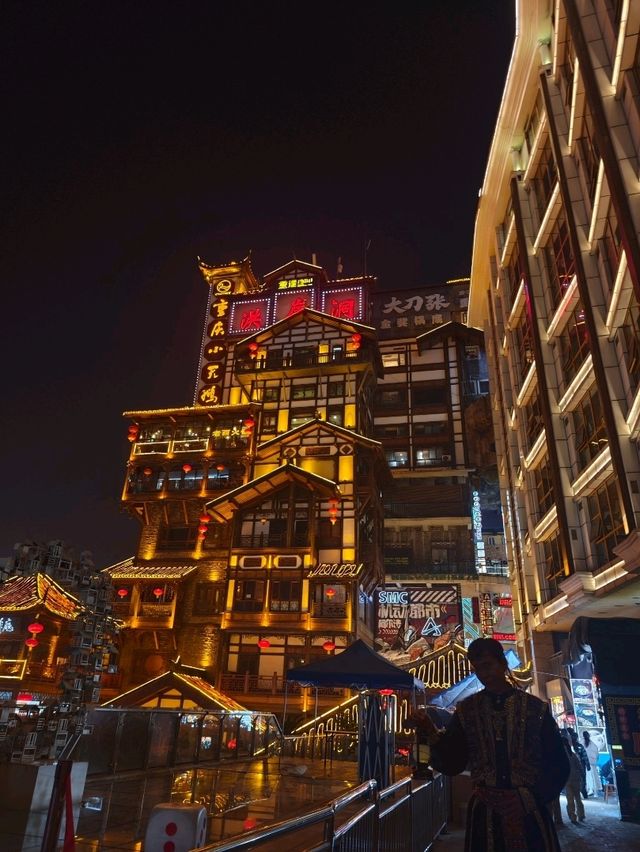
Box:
244, 417, 255, 428
128, 425, 139, 442
325, 588, 336, 598
127, 433, 137, 442
351, 333, 362, 343
117, 588, 128, 599
257, 638, 270, 649
323, 640, 336, 652
329, 508, 338, 517
216, 464, 225, 472
198, 534, 206, 542
199, 513, 210, 524
25, 637, 39, 649
330, 517, 337, 525
243, 818, 258, 831
152, 587, 164, 599
27, 622, 44, 635
143, 467, 153, 476
379, 688, 393, 696
248, 342, 259, 352
227, 738, 237, 750
198, 525, 208, 534
182, 463, 192, 474
329, 498, 338, 508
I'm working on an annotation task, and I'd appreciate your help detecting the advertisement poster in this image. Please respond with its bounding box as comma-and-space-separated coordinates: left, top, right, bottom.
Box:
375, 584, 462, 664
606, 697, 640, 767
571, 678, 601, 729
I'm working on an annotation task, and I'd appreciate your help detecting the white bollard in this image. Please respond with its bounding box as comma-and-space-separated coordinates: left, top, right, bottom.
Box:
144, 803, 208, 852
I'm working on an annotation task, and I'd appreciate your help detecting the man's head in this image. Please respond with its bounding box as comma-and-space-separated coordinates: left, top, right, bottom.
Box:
467, 638, 509, 691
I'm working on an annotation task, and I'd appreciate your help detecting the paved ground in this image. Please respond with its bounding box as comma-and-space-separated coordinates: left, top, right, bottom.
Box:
433, 793, 640, 852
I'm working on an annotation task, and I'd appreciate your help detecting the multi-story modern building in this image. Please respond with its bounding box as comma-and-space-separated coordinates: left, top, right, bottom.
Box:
109, 257, 512, 714
470, 0, 640, 695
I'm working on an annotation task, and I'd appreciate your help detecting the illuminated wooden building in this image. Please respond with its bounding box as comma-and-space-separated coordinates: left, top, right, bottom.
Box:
0, 574, 84, 704
109, 259, 388, 711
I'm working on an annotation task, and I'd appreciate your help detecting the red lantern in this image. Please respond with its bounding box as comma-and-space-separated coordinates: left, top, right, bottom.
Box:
248, 342, 259, 352
199, 513, 210, 524
323, 640, 336, 652
28, 622, 44, 634
379, 688, 393, 696
153, 587, 163, 599
198, 525, 208, 534
25, 637, 38, 649
244, 418, 255, 428
243, 818, 258, 831
198, 534, 206, 542
16, 692, 33, 703
227, 738, 237, 750
182, 463, 192, 474
329, 508, 338, 516
143, 467, 153, 476
128, 425, 139, 434
330, 518, 337, 525
117, 588, 128, 599
257, 638, 270, 649
127, 434, 137, 442
325, 588, 336, 598
216, 464, 225, 472
351, 333, 362, 342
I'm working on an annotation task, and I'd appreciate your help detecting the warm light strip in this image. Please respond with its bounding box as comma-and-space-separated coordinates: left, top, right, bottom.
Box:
552, 0, 561, 78
509, 407, 517, 430
507, 279, 526, 329
543, 594, 569, 619
501, 334, 508, 354
293, 693, 357, 731
533, 505, 558, 541
532, 182, 561, 255
605, 251, 628, 334
558, 354, 594, 413
611, 0, 631, 90
522, 114, 548, 185
593, 560, 628, 590
445, 277, 471, 284
523, 430, 547, 471
567, 58, 580, 147
571, 446, 612, 498
193, 284, 213, 406
587, 160, 606, 246
516, 362, 537, 408
626, 385, 640, 437
546, 274, 578, 340
499, 214, 516, 268
0, 659, 27, 680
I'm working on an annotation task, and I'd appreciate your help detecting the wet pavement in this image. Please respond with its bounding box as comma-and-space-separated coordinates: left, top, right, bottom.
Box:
433, 793, 640, 851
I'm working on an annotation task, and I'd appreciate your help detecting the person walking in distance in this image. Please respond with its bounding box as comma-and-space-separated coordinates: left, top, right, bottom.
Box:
408, 638, 569, 852
562, 735, 586, 824
568, 729, 589, 798
582, 731, 602, 796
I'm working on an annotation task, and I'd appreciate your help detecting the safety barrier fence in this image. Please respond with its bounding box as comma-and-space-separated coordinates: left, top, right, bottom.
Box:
197, 772, 449, 852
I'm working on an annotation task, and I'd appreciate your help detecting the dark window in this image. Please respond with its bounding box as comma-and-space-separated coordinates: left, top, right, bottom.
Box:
193, 583, 225, 616
290, 411, 315, 429
572, 387, 607, 474
413, 421, 447, 436
167, 466, 204, 491
327, 407, 343, 426
376, 388, 407, 408
413, 386, 448, 406
578, 104, 599, 203
291, 384, 316, 400
374, 423, 409, 439
327, 381, 345, 397
601, 203, 622, 287
506, 244, 524, 305
533, 140, 558, 217
512, 312, 535, 389
262, 413, 278, 432
158, 525, 198, 551
542, 532, 566, 601
522, 389, 543, 454
587, 477, 625, 567
532, 457, 554, 520
558, 302, 590, 387
620, 297, 640, 397
263, 387, 280, 402
270, 575, 301, 612
233, 579, 265, 612
545, 213, 575, 311
524, 91, 543, 153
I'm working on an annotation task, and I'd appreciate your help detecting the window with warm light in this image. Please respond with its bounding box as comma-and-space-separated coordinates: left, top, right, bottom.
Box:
587, 476, 625, 568
269, 574, 301, 612
233, 579, 265, 612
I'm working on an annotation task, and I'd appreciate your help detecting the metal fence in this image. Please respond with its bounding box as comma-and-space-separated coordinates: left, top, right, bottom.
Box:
197, 772, 449, 852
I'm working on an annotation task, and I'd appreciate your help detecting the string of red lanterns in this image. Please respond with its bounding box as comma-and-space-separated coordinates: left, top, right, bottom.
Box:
127, 424, 139, 442
198, 510, 210, 543
25, 619, 44, 650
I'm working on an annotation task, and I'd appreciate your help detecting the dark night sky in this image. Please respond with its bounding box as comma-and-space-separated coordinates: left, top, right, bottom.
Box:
1, 2, 514, 567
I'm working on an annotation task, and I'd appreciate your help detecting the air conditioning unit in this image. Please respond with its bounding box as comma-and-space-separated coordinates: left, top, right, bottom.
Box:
441, 454, 452, 463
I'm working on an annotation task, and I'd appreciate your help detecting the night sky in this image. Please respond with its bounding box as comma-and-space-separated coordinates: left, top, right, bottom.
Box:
2, 2, 514, 567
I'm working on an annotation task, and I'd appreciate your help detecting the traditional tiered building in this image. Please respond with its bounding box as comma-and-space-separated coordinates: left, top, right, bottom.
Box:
108, 257, 511, 713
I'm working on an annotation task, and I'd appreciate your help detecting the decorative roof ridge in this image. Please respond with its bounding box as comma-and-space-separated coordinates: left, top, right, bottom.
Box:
257, 418, 382, 453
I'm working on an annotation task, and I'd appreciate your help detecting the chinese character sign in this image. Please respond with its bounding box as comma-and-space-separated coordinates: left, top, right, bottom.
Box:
198, 290, 232, 406
321, 287, 364, 322
229, 299, 270, 335
375, 585, 461, 664
274, 291, 315, 322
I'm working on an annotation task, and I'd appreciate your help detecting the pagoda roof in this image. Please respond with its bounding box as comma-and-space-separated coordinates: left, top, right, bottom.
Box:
416, 320, 484, 350
197, 254, 260, 292
257, 418, 383, 456
206, 463, 340, 523
0, 574, 83, 620
102, 664, 246, 712
103, 559, 198, 581
263, 258, 329, 284
122, 403, 258, 421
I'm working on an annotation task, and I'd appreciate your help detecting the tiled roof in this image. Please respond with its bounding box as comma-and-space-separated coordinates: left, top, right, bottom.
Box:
0, 574, 83, 620
106, 564, 198, 580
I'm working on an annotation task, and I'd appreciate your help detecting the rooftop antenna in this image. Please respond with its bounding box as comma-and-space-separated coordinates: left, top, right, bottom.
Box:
312, 252, 317, 266
337, 256, 343, 276
363, 238, 371, 279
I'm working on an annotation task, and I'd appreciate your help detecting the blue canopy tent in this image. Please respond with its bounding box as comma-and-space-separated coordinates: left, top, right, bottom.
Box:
429, 648, 523, 711
286, 640, 424, 787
